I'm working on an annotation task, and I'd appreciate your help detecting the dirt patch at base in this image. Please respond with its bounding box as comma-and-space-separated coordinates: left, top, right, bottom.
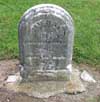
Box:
0, 59, 100, 102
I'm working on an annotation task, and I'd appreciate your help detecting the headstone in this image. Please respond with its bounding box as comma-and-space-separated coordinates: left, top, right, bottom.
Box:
5, 4, 86, 97
18, 4, 74, 81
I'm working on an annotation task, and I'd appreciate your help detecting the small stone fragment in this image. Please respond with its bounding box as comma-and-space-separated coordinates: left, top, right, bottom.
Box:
6, 73, 22, 83
81, 70, 96, 83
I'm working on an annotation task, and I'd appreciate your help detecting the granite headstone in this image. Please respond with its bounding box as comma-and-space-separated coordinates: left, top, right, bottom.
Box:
18, 4, 74, 80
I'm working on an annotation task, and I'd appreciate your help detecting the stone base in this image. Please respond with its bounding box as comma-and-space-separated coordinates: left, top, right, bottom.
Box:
4, 69, 86, 98
5, 81, 66, 98
21, 70, 69, 81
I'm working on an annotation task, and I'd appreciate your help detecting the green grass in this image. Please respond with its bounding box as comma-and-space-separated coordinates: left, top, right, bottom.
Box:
0, 0, 100, 67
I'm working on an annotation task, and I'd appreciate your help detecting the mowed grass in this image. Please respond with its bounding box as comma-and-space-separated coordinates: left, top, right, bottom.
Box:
0, 0, 100, 67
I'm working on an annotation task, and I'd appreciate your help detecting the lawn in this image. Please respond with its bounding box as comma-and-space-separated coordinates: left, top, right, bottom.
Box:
0, 0, 100, 67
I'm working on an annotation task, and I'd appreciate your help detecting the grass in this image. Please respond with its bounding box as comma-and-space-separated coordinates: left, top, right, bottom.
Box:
0, 0, 100, 67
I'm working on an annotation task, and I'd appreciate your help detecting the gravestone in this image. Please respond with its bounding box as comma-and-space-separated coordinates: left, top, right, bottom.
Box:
5, 4, 86, 97
18, 4, 74, 81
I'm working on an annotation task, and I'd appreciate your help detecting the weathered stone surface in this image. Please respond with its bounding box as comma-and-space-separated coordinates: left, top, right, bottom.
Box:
65, 80, 86, 94
65, 69, 86, 94
5, 68, 86, 98
25, 70, 69, 81
18, 4, 74, 80
5, 81, 66, 98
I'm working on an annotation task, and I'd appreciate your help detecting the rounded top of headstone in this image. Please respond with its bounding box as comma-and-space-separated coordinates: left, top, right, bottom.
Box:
23, 4, 72, 19
19, 4, 74, 35
20, 4, 73, 25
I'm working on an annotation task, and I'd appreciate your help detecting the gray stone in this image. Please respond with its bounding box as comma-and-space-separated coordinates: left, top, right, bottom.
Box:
5, 68, 86, 98
6, 73, 22, 83
5, 81, 66, 98
81, 70, 96, 83
18, 4, 74, 80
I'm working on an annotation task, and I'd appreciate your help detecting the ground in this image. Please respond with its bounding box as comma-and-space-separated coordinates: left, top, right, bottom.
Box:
0, 59, 100, 102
